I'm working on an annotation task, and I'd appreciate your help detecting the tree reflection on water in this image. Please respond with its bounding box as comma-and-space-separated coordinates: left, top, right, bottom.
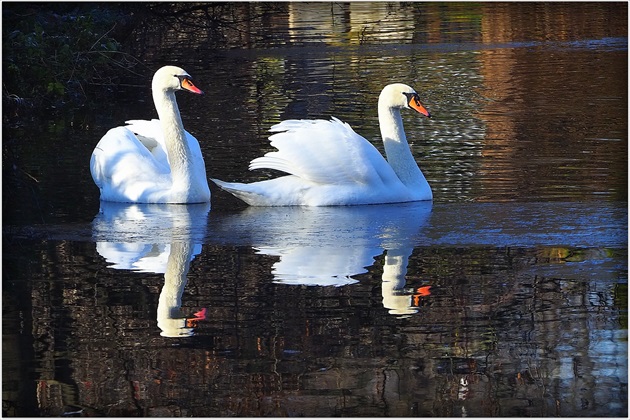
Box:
2, 1, 627, 417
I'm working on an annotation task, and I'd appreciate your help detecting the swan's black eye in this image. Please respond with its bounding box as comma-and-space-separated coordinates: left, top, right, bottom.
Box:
402, 92, 419, 105
175, 75, 197, 91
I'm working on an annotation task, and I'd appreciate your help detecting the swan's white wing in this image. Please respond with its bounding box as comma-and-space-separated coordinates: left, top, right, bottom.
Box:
251, 117, 399, 186
124, 119, 168, 164
90, 127, 172, 198
124, 119, 205, 167
91, 119, 208, 203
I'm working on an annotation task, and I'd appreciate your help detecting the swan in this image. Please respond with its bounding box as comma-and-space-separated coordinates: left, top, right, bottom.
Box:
157, 241, 207, 337
93, 202, 210, 337
90, 65, 211, 203
211, 202, 433, 292
211, 83, 432, 206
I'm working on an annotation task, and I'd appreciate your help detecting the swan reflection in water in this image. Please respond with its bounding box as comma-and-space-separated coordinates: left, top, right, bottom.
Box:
212, 202, 434, 316
92, 202, 210, 337
93, 201, 434, 327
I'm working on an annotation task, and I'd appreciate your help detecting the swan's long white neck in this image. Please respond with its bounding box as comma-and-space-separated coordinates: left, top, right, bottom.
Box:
158, 242, 191, 316
157, 242, 194, 337
153, 89, 194, 187
378, 101, 425, 188
381, 247, 417, 315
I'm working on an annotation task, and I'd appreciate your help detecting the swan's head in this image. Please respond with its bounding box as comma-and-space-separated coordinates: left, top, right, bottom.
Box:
152, 65, 204, 95
380, 83, 431, 118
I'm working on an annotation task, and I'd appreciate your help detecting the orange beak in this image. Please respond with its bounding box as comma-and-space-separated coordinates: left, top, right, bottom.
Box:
409, 95, 431, 118
416, 285, 432, 296
185, 307, 207, 327
181, 78, 204, 95
412, 286, 432, 306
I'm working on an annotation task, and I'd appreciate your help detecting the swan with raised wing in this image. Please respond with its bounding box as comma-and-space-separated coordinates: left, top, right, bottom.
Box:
90, 65, 210, 203
212, 83, 432, 206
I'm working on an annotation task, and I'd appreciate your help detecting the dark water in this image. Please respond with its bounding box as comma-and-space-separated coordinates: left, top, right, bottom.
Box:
2, 3, 627, 417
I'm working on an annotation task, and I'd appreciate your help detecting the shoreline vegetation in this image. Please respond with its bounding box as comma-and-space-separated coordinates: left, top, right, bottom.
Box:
3, 3, 283, 115
3, 3, 144, 113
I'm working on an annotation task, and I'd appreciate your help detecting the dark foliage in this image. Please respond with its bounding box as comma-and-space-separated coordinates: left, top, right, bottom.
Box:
2, 3, 143, 110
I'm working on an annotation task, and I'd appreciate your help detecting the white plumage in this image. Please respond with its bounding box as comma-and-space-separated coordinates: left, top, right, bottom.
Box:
212, 83, 432, 206
90, 66, 210, 204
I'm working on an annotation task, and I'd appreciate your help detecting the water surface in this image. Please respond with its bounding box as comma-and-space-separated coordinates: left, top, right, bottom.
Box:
2, 2, 627, 417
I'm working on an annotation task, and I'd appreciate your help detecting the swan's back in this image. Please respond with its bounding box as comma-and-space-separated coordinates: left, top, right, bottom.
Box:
212, 117, 420, 206
255, 118, 399, 187
211, 83, 432, 206
90, 126, 172, 202
90, 65, 209, 204
90, 120, 209, 203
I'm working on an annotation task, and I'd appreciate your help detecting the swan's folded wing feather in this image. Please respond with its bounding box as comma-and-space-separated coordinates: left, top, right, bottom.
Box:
91, 127, 170, 190
125, 119, 163, 142
125, 119, 167, 162
252, 118, 398, 186
124, 119, 204, 167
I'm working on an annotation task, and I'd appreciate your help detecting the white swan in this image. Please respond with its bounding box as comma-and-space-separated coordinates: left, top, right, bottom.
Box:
212, 202, 432, 293
90, 65, 211, 203
381, 248, 431, 317
157, 241, 206, 338
93, 202, 210, 337
212, 83, 432, 206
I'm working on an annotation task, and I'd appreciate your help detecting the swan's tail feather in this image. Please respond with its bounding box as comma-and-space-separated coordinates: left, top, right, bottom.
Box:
211, 179, 267, 206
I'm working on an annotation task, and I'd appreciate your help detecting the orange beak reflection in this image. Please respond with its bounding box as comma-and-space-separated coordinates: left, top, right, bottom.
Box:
412, 286, 432, 306
185, 307, 207, 328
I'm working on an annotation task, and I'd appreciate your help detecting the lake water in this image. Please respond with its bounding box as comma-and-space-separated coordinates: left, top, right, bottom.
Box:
2, 2, 627, 417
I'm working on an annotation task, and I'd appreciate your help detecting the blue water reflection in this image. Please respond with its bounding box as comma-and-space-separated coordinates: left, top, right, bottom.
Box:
210, 201, 626, 248
216, 203, 434, 315
92, 200, 626, 284
92, 201, 435, 318
89, 200, 625, 328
